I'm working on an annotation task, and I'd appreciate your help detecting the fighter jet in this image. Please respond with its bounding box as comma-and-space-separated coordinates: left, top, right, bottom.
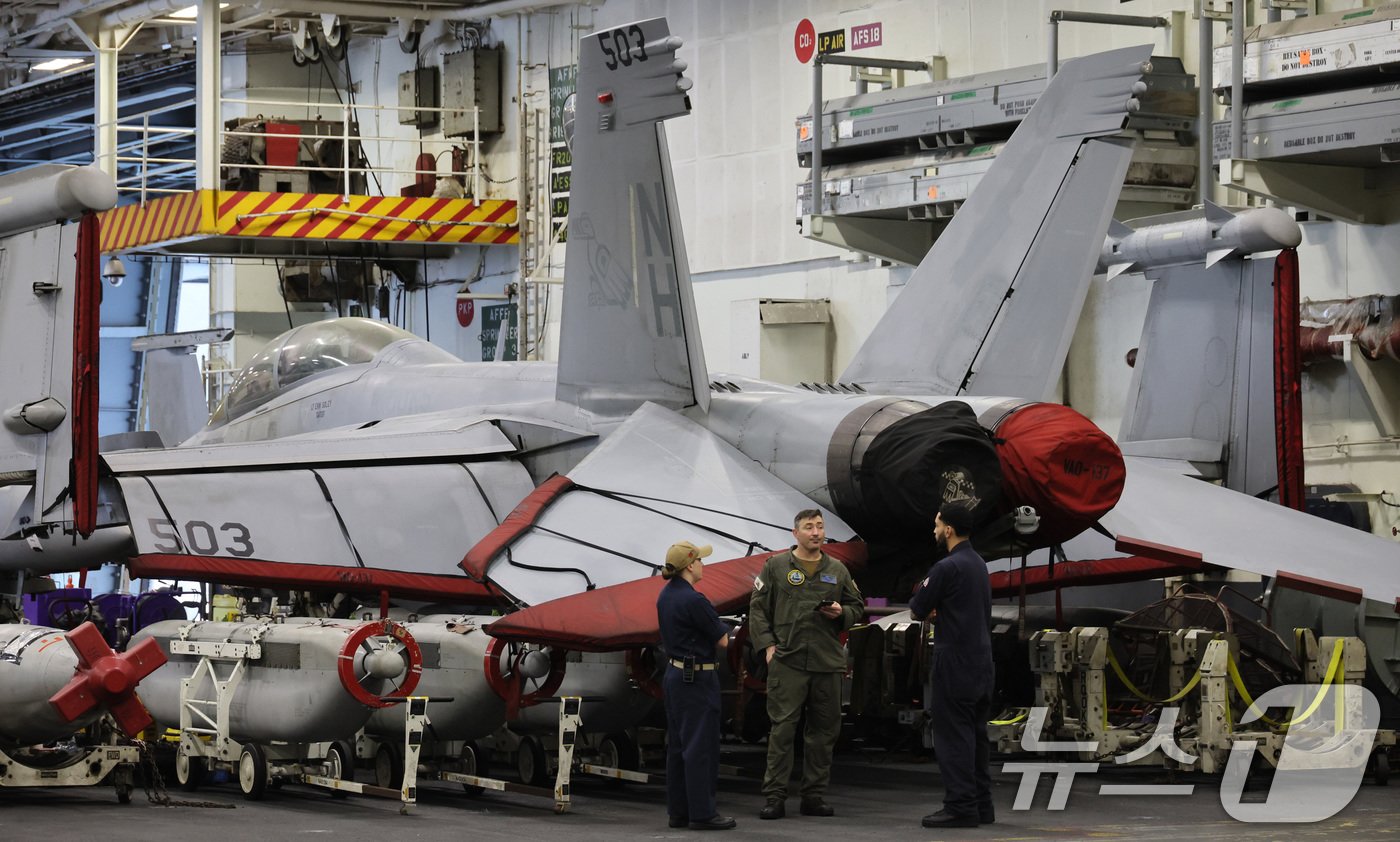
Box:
0, 18, 1395, 666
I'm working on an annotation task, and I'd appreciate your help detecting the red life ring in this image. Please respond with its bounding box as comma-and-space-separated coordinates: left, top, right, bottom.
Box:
336, 619, 423, 709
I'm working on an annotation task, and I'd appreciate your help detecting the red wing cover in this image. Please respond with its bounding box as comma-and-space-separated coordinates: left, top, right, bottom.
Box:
485, 542, 869, 651
130, 553, 500, 604
989, 555, 1194, 598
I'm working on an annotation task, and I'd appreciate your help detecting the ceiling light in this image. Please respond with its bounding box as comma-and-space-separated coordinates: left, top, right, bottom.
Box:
169, 3, 228, 18
33, 58, 84, 72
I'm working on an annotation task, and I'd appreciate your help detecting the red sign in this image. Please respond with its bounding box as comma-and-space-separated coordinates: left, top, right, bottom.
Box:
794, 18, 816, 64
851, 22, 882, 50
456, 298, 475, 328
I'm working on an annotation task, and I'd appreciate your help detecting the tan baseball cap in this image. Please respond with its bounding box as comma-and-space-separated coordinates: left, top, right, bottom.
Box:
662, 540, 713, 578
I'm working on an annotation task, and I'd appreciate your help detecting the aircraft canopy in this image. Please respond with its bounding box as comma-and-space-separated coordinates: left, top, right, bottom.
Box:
208, 318, 451, 427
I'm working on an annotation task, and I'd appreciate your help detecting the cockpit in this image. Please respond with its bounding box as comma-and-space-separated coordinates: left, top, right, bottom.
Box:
207, 318, 434, 427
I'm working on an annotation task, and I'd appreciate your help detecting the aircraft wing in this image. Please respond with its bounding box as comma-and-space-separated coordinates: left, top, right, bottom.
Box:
1101, 457, 1400, 606
462, 402, 857, 607
103, 411, 524, 472
484, 542, 868, 651
98, 414, 584, 600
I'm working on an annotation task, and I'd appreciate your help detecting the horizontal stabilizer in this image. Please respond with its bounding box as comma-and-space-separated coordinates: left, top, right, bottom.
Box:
484, 542, 868, 651
462, 402, 855, 607
1102, 458, 1400, 605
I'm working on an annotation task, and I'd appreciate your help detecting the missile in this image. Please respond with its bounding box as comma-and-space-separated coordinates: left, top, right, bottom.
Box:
515, 649, 656, 735
0, 621, 166, 744
131, 617, 422, 743
364, 615, 508, 744
1098, 202, 1302, 280
0, 165, 117, 240
363, 615, 652, 740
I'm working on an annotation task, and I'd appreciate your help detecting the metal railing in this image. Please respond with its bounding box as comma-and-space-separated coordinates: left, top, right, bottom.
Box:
96, 94, 491, 205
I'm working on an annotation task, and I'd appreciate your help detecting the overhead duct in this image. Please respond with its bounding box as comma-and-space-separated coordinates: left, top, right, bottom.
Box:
1300, 295, 1400, 365
246, 0, 591, 22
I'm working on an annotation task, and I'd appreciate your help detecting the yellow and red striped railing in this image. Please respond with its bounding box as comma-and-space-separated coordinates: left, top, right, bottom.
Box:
99, 190, 519, 253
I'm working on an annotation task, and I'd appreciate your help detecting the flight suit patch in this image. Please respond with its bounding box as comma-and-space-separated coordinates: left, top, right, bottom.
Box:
820, 573, 837, 584
787, 570, 805, 585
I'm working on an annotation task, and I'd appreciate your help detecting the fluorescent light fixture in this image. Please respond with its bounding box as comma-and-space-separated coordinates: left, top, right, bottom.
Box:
33, 57, 84, 72
169, 3, 228, 18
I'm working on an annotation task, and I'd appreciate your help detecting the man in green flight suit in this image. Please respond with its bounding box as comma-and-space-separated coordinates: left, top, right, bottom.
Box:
748, 508, 864, 820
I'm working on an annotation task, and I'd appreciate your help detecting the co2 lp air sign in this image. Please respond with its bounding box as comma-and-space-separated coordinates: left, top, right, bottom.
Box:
794, 18, 883, 64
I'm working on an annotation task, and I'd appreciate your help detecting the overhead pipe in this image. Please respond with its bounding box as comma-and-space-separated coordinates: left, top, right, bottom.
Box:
1045, 10, 1168, 78
6, 0, 587, 48
1199, 4, 1213, 205
244, 0, 590, 21
16, 0, 135, 42
100, 0, 194, 29
1230, 0, 1244, 160
1299, 295, 1400, 364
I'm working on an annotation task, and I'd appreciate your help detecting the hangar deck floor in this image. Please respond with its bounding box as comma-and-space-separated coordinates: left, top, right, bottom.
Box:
5, 743, 1394, 841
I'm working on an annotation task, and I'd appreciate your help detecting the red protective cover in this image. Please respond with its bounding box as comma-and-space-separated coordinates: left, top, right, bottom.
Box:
1273, 248, 1305, 512
130, 553, 501, 604
71, 211, 101, 538
263, 122, 301, 169
460, 475, 575, 580
993, 403, 1125, 545
989, 555, 1193, 597
484, 542, 869, 651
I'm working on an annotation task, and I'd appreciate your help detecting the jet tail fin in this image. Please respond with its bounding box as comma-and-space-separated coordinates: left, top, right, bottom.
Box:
555, 18, 710, 416
0, 166, 116, 535
840, 45, 1156, 399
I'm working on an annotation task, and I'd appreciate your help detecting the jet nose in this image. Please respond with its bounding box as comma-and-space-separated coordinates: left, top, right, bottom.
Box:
990, 403, 1125, 545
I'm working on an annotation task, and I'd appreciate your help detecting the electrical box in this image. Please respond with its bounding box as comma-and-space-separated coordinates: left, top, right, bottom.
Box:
443, 48, 503, 137
729, 299, 833, 384
398, 67, 440, 128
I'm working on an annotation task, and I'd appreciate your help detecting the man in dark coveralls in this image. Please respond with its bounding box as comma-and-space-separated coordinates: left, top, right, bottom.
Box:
656, 540, 737, 831
910, 499, 995, 828
749, 509, 864, 820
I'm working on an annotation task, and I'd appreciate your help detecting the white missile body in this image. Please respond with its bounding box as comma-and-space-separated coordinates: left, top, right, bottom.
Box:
0, 165, 117, 240
365, 616, 505, 741
132, 618, 419, 743
1098, 202, 1302, 280
0, 622, 165, 744
0, 625, 103, 744
517, 649, 657, 735
363, 616, 654, 741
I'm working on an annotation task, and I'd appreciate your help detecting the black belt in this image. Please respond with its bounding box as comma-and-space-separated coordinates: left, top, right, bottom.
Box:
669, 658, 717, 671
